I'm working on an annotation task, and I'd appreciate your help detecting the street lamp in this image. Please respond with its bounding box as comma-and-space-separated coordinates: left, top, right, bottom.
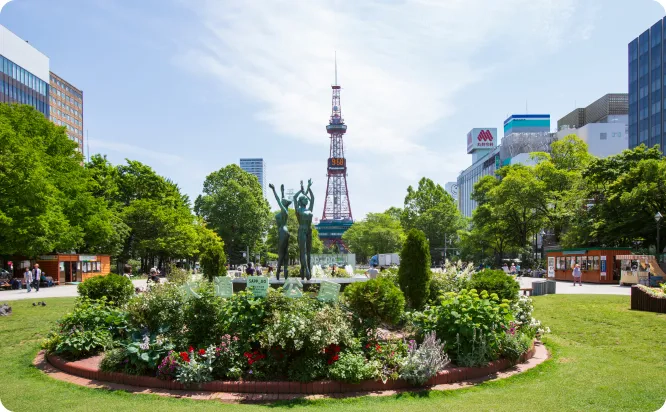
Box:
655, 212, 663, 286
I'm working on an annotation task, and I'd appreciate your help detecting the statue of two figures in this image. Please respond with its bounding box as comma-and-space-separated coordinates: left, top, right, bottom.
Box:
269, 179, 314, 280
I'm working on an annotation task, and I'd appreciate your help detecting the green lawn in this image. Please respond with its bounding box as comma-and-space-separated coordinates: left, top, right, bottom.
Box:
0, 295, 665, 411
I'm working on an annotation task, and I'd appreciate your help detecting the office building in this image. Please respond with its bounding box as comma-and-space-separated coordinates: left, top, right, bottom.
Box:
457, 128, 499, 217
0, 25, 49, 117
240, 158, 266, 196
557, 94, 629, 158
444, 182, 458, 202
628, 18, 666, 154
50, 72, 83, 152
457, 115, 555, 217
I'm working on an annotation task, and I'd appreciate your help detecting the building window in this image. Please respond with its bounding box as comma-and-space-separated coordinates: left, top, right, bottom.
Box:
600, 133, 607, 140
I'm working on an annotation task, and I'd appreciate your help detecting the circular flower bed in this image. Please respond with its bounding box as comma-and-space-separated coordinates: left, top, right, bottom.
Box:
41, 269, 549, 390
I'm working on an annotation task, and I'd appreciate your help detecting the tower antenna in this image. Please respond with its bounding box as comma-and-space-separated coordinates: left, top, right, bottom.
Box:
334, 51, 338, 86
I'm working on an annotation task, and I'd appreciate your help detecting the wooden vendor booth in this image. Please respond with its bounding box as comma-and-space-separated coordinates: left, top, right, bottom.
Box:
546, 248, 630, 284
33, 254, 111, 284
616, 255, 666, 286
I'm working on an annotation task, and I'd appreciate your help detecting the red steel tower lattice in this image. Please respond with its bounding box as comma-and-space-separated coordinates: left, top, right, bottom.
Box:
318, 60, 353, 250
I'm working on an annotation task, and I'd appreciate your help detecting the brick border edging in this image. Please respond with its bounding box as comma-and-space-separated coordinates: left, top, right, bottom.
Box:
42, 343, 540, 395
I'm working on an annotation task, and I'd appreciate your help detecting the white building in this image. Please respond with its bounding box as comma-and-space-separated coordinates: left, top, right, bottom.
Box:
556, 115, 628, 158
457, 128, 499, 218
239, 158, 266, 197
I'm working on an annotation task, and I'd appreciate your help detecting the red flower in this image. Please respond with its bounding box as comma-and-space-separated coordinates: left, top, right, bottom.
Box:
199, 349, 206, 356
189, 346, 194, 353
179, 352, 190, 362
375, 344, 382, 352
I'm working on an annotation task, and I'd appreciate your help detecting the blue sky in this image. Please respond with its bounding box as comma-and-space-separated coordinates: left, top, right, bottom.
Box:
1, 0, 664, 219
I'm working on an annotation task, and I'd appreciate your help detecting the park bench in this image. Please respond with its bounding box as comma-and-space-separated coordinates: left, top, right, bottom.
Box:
520, 287, 533, 296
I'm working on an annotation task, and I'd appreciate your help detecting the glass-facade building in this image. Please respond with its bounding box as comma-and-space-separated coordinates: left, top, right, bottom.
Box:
239, 158, 266, 197
628, 18, 666, 154
0, 24, 50, 117
0, 56, 49, 116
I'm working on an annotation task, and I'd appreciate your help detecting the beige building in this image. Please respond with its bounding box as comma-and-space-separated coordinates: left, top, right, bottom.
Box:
49, 71, 83, 152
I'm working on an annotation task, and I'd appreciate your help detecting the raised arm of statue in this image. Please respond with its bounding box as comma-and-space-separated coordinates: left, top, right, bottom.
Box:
269, 183, 286, 212
308, 186, 315, 212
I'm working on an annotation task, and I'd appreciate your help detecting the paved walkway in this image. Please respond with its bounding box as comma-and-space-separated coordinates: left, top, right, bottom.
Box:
0, 279, 149, 301
0, 277, 631, 302
517, 277, 631, 295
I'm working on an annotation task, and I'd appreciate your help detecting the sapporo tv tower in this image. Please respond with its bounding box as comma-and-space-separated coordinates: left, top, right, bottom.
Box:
316, 56, 354, 251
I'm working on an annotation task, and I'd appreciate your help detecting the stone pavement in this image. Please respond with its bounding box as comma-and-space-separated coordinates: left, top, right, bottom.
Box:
517, 277, 631, 296
0, 279, 149, 301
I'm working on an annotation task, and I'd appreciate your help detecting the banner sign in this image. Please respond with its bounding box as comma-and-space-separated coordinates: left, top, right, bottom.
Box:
311, 254, 355, 268
600, 256, 607, 278
247, 276, 269, 297
317, 280, 341, 302
547, 257, 555, 278
214, 276, 233, 298
283, 277, 303, 298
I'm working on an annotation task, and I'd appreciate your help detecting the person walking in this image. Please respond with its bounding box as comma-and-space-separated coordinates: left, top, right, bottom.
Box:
23, 267, 33, 293
32, 264, 41, 292
572, 263, 582, 286
365, 264, 379, 279
510, 263, 517, 275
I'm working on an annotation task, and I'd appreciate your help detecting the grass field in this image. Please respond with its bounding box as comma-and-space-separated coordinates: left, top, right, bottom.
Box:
0, 295, 665, 411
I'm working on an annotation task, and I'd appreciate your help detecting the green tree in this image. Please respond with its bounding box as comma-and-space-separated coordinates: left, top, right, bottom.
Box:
342, 212, 405, 263
0, 105, 125, 257
197, 220, 227, 280
195, 165, 271, 263
402, 177, 463, 261
398, 229, 431, 309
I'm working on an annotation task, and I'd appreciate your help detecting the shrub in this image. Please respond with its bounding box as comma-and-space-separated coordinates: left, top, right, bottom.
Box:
43, 298, 127, 359
429, 261, 474, 299
343, 277, 405, 326
398, 229, 432, 309
122, 330, 175, 375
166, 263, 191, 285
77, 273, 134, 306
469, 269, 520, 302
127, 283, 186, 344
287, 353, 327, 382
100, 347, 129, 373
184, 283, 225, 347
399, 332, 450, 386
211, 334, 244, 380
259, 296, 354, 352
176, 346, 217, 386
364, 339, 408, 383
410, 289, 513, 366
328, 351, 379, 383
499, 330, 532, 362
219, 290, 268, 342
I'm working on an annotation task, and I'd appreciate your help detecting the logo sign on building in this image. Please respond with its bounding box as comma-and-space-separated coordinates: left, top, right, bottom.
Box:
214, 276, 234, 298
466, 128, 497, 153
247, 276, 269, 297
317, 280, 341, 302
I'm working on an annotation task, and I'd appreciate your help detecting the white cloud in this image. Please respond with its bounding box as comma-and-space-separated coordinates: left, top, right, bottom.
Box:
175, 0, 588, 217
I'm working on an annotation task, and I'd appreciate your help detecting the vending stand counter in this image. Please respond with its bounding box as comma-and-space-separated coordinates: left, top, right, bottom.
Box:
546, 248, 631, 284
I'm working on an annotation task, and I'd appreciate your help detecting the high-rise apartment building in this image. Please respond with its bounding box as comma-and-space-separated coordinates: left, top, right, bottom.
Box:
0, 25, 50, 117
49, 72, 83, 152
239, 158, 266, 196
628, 18, 666, 154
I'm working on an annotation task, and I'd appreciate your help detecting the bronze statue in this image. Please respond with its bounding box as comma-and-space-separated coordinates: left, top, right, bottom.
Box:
294, 179, 314, 280
269, 183, 291, 280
